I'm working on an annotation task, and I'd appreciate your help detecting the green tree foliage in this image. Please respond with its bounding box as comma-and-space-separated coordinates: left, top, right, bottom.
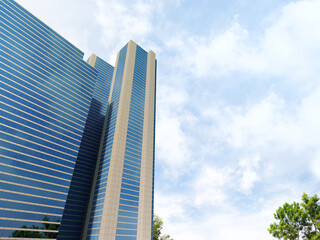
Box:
10, 216, 60, 238
153, 215, 174, 240
268, 193, 320, 240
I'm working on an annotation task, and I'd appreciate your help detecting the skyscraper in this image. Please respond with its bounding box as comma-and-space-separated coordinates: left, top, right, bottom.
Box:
0, 1, 156, 240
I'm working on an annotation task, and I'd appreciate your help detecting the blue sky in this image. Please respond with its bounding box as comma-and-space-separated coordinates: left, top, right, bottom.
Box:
16, 0, 320, 239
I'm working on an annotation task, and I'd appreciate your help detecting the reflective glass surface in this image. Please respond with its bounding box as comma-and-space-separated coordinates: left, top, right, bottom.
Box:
86, 44, 128, 240
57, 57, 114, 239
0, 0, 97, 238
115, 46, 148, 239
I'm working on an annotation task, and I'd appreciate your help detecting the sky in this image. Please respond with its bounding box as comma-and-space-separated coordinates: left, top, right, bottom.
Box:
15, 0, 320, 239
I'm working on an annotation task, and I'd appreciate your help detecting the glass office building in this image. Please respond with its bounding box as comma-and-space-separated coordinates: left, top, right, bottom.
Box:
0, 1, 156, 240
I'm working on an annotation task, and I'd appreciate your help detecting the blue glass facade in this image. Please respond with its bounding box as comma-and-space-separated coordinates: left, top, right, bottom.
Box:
1, 0, 97, 238
86, 45, 128, 240
57, 56, 114, 240
0, 1, 156, 239
115, 46, 148, 240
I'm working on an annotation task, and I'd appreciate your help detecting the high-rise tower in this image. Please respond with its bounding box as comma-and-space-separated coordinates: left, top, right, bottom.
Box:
81, 40, 156, 240
0, 1, 156, 240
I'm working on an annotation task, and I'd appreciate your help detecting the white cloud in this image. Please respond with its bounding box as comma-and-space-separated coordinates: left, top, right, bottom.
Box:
14, 1, 320, 240
192, 165, 231, 207
155, 84, 194, 179
202, 86, 320, 152
93, 0, 159, 62
16, 0, 95, 57
237, 155, 261, 194
179, 0, 320, 82
311, 152, 320, 180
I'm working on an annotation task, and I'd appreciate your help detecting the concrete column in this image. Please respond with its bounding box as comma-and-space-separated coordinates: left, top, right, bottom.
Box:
99, 40, 137, 239
137, 51, 156, 240
81, 52, 119, 240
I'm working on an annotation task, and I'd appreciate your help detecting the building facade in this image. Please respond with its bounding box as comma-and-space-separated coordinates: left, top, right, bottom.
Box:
0, 1, 156, 240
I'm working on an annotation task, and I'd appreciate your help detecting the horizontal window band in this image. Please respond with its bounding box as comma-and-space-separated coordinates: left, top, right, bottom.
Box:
118, 203, 139, 210
0, 79, 87, 124
115, 234, 136, 237
124, 161, 141, 170
119, 191, 140, 199
121, 187, 139, 194
92, 195, 105, 202
67, 183, 91, 192
0, 129, 77, 159
70, 175, 94, 184
124, 154, 141, 162
60, 208, 86, 214
122, 177, 140, 184
63, 187, 91, 195
0, 145, 74, 170
72, 170, 94, 179
123, 158, 141, 167
0, 20, 96, 88
69, 164, 94, 175
121, 181, 140, 190
0, 227, 58, 233
126, 133, 143, 143
125, 151, 141, 160
65, 195, 86, 202
129, 109, 145, 118
3, 2, 86, 64
59, 213, 86, 217
60, 219, 83, 223
64, 199, 88, 207
123, 167, 140, 175
0, 162, 70, 183
127, 122, 143, 130
117, 221, 137, 225
0, 86, 84, 134
0, 154, 73, 176
0, 47, 92, 107
0, 217, 60, 225
0, 70, 88, 117
0, 68, 90, 124
87, 227, 100, 230
1, 10, 96, 79
0, 189, 65, 202
65, 201, 87, 211
129, 105, 145, 115
117, 228, 138, 231
0, 173, 69, 195
6, 0, 85, 57
0, 110, 80, 146
0, 180, 68, 195
129, 95, 146, 105
96, 175, 108, 183
0, 98, 82, 139
0, 121, 78, 152
89, 214, 103, 220
0, 198, 64, 209
0, 207, 61, 217
126, 132, 142, 140
55, 229, 82, 233
130, 89, 146, 99
126, 130, 143, 139
125, 146, 142, 155
117, 216, 138, 220
0, 135, 77, 168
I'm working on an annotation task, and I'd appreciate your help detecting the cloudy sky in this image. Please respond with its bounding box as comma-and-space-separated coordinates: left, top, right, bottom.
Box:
16, 0, 320, 239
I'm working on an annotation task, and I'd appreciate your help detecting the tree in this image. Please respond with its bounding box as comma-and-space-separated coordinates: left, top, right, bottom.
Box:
268, 193, 320, 240
301, 193, 320, 240
153, 215, 174, 240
